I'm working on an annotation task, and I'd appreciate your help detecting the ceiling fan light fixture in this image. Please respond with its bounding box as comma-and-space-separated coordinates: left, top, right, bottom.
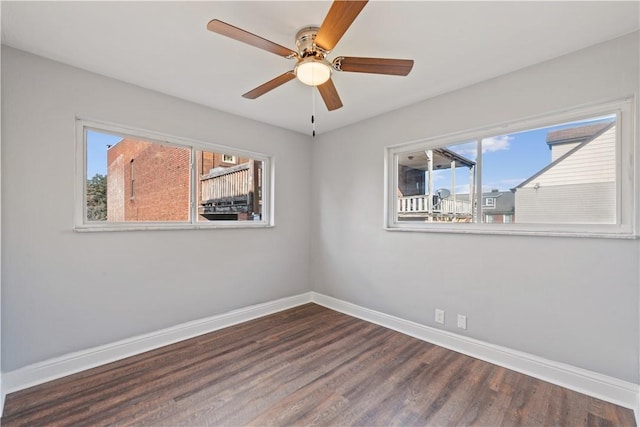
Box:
295, 57, 331, 86
207, 1, 414, 112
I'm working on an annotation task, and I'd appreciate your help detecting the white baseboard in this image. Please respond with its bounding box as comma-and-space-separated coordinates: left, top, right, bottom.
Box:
310, 292, 640, 412
2, 291, 638, 421
2, 293, 312, 398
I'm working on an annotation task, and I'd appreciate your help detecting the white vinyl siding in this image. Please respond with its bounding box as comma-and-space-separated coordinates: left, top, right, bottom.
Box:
550, 142, 580, 162
515, 182, 615, 224
520, 126, 616, 188
515, 125, 616, 224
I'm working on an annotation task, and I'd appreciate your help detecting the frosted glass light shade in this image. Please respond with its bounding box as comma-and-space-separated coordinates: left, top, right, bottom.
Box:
295, 58, 331, 86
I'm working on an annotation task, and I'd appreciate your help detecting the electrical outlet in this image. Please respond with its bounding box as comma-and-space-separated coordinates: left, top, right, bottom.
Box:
435, 309, 445, 324
457, 314, 467, 330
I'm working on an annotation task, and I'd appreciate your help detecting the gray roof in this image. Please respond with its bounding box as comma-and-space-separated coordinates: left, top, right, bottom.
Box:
546, 120, 613, 147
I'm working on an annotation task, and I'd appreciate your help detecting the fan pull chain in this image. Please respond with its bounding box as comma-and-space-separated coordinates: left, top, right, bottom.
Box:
311, 87, 316, 138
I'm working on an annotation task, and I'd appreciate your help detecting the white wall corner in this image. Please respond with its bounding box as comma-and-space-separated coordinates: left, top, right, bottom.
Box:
310, 291, 640, 412
1, 292, 313, 398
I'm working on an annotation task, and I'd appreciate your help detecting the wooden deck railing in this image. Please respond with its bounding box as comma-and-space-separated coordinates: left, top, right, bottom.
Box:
200, 163, 252, 202
398, 195, 472, 215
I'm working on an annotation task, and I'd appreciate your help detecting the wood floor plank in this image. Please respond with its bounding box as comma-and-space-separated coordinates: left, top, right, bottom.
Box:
241, 327, 402, 425
95, 305, 350, 426
285, 332, 424, 426
2, 303, 635, 427
171, 318, 388, 426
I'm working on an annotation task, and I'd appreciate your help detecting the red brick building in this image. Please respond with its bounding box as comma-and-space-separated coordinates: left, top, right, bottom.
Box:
107, 139, 262, 222
107, 138, 190, 222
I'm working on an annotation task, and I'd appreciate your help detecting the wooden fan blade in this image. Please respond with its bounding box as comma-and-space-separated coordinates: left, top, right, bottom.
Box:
207, 19, 297, 58
242, 71, 296, 99
315, 0, 368, 52
334, 57, 414, 76
317, 78, 343, 111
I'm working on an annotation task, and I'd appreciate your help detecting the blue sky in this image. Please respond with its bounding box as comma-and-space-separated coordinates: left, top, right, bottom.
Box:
86, 115, 615, 189
86, 130, 123, 178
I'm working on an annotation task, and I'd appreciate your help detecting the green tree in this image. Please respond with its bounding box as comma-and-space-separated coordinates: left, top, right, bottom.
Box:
87, 173, 107, 221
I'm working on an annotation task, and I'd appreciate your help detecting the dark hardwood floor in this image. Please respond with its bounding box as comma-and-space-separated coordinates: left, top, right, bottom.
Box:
2, 303, 635, 426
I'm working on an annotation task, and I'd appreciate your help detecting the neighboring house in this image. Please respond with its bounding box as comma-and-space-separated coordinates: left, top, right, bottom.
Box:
107, 138, 191, 222
107, 139, 262, 221
397, 148, 476, 222
197, 152, 263, 221
481, 190, 515, 223
454, 190, 515, 223
396, 149, 516, 223
514, 120, 616, 224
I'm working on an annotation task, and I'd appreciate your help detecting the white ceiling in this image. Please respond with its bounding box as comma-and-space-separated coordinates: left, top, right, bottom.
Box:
2, 1, 639, 136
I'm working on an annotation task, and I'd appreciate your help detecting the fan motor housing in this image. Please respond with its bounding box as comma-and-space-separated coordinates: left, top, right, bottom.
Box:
296, 26, 323, 58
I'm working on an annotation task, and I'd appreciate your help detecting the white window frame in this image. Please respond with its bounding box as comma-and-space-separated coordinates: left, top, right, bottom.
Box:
384, 98, 636, 238
75, 118, 274, 232
222, 154, 237, 164
484, 197, 496, 208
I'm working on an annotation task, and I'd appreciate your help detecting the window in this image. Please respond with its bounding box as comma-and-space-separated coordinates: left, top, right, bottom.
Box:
76, 119, 273, 231
222, 154, 236, 164
385, 98, 635, 237
129, 159, 135, 198
484, 197, 496, 208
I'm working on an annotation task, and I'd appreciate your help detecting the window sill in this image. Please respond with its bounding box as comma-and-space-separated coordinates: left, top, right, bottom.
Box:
384, 224, 637, 239
75, 223, 274, 232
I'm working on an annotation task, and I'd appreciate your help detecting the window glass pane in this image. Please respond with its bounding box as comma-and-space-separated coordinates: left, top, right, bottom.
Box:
481, 114, 616, 224
86, 130, 190, 222
387, 100, 631, 236
396, 141, 477, 223
196, 150, 264, 222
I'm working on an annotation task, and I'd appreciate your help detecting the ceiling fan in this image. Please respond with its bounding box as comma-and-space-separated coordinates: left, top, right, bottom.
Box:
207, 0, 414, 112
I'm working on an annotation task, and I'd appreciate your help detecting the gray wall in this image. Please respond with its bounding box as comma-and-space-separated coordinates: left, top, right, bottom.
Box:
2, 31, 640, 386
311, 32, 640, 383
0, 1, 3, 396
1, 47, 311, 372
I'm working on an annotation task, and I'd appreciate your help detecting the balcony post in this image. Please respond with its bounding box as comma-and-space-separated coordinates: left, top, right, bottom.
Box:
451, 159, 456, 214
426, 150, 433, 220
